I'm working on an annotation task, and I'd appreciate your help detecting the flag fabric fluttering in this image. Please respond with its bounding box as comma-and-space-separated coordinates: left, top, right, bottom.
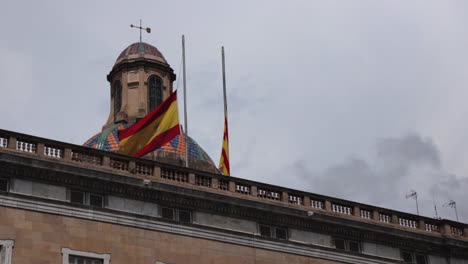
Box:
218, 114, 230, 175
118, 91, 181, 157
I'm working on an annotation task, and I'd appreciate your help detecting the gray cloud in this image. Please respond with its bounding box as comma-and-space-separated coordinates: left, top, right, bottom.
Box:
280, 134, 467, 222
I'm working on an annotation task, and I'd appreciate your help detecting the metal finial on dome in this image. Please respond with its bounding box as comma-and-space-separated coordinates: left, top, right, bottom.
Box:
130, 19, 151, 43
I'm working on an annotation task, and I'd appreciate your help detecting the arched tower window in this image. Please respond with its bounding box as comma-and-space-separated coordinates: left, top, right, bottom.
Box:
113, 81, 122, 120
148, 75, 163, 112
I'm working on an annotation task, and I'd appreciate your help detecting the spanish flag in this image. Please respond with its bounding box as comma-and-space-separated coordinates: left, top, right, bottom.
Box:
218, 113, 230, 175
118, 91, 180, 157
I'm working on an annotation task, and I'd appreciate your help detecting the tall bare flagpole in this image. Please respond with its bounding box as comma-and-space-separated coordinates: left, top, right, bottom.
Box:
222, 47, 227, 124
182, 35, 188, 167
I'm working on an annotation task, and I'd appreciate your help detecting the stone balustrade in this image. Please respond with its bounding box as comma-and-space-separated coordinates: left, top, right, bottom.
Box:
0, 128, 467, 240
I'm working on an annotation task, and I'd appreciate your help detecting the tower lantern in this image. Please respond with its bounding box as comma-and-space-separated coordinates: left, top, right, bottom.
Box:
105, 42, 176, 129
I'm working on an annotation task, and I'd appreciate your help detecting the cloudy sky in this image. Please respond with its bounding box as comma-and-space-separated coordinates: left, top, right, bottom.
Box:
1, 0, 467, 222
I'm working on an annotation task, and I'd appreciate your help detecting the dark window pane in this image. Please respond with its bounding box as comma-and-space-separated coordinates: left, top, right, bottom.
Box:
349, 241, 360, 252
178, 210, 191, 223
259, 225, 271, 237
0, 178, 8, 192
335, 239, 345, 250
402, 252, 413, 263
89, 194, 103, 207
275, 228, 287, 240
70, 191, 85, 204
161, 207, 174, 220
416, 254, 426, 264
113, 81, 122, 120
148, 76, 163, 112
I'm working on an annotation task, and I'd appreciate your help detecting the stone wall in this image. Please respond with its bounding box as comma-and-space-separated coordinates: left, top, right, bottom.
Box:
0, 206, 341, 264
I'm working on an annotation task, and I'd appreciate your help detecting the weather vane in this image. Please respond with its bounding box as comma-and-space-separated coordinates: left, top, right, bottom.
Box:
130, 19, 151, 43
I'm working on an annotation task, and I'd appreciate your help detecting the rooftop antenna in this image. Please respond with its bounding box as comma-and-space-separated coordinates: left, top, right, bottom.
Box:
443, 200, 459, 222
130, 19, 151, 43
406, 190, 419, 215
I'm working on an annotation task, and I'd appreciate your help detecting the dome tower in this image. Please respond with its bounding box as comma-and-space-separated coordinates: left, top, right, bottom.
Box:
105, 42, 176, 128
84, 42, 219, 173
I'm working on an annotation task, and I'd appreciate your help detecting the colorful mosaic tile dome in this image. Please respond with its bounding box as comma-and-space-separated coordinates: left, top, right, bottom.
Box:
116, 42, 167, 63
84, 123, 216, 167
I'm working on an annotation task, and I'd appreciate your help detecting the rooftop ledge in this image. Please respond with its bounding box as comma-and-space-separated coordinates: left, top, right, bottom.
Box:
0, 128, 467, 241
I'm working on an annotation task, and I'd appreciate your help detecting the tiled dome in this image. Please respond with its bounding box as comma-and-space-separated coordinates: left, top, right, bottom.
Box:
84, 123, 216, 168
116, 42, 167, 63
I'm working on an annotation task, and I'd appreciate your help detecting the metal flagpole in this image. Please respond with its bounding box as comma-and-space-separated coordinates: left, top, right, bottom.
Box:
415, 194, 419, 216
182, 35, 188, 167
222, 47, 227, 122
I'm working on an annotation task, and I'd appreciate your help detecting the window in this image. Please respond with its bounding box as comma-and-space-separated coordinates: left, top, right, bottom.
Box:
259, 225, 271, 237
69, 256, 103, 264
161, 207, 174, 220
0, 178, 8, 192
275, 228, 288, 240
69, 190, 104, 208
70, 190, 85, 204
0, 240, 14, 264
89, 194, 104, 207
113, 81, 122, 120
258, 224, 288, 240
178, 210, 191, 223
335, 238, 346, 250
349, 240, 360, 252
401, 251, 427, 264
61, 248, 110, 264
160, 207, 192, 223
334, 238, 360, 253
148, 75, 163, 112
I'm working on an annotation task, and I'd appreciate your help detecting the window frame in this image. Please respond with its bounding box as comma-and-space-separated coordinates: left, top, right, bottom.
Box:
113, 80, 122, 121
401, 251, 427, 264
258, 224, 288, 240
61, 248, 110, 264
147, 75, 163, 112
0, 240, 14, 264
334, 238, 361, 253
68, 190, 105, 208
160, 207, 192, 223
0, 178, 9, 192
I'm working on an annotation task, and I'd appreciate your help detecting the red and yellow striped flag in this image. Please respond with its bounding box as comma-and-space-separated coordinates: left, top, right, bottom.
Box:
118, 91, 180, 157
219, 114, 230, 175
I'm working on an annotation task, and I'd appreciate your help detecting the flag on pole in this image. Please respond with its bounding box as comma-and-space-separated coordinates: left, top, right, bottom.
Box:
218, 46, 230, 175
118, 91, 181, 157
219, 114, 230, 175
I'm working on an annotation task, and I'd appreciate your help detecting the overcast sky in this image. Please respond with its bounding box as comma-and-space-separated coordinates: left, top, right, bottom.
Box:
1, 0, 467, 222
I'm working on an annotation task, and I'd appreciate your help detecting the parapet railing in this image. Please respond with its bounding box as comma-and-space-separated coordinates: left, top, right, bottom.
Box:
0, 129, 467, 240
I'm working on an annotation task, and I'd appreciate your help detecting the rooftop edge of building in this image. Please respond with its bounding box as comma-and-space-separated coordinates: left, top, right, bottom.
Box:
0, 127, 466, 241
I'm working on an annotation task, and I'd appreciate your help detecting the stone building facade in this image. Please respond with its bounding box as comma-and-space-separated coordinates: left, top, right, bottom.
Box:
0, 41, 467, 264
